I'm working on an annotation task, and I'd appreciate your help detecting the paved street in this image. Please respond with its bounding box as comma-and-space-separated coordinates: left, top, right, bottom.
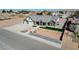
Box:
0, 29, 62, 50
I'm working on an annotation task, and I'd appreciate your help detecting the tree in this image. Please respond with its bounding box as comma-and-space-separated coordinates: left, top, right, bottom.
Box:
37, 12, 42, 15
69, 11, 79, 18
19, 10, 30, 14
47, 12, 52, 15
7, 10, 14, 13
2, 9, 6, 13
59, 11, 64, 14
9, 10, 14, 13
73, 11, 79, 17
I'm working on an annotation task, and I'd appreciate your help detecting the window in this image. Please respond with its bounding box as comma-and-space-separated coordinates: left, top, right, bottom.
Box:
36, 22, 39, 25
43, 22, 46, 25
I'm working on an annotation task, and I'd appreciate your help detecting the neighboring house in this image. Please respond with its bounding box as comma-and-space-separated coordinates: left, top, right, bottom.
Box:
74, 17, 79, 32
76, 25, 79, 32
52, 13, 62, 17
66, 17, 79, 32
25, 15, 60, 26
74, 17, 79, 24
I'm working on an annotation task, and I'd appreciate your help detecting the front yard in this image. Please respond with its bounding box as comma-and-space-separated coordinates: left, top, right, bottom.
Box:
40, 26, 64, 32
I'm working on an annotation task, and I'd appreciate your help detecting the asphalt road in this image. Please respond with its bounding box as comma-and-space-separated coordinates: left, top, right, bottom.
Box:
0, 29, 62, 50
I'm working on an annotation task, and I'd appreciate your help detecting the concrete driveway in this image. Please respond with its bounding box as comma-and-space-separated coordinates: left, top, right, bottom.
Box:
0, 29, 62, 50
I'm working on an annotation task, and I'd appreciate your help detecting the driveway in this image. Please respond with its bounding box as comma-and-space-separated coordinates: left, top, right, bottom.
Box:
0, 29, 62, 50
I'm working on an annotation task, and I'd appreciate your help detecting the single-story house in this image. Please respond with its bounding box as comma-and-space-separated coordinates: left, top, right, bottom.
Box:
25, 15, 60, 26
73, 17, 79, 32
74, 17, 79, 24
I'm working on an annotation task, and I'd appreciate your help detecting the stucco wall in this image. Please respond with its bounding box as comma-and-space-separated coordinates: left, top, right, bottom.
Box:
35, 28, 62, 40
61, 30, 79, 50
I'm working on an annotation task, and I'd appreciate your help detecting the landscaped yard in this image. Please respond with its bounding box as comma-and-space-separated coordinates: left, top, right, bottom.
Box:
40, 26, 64, 32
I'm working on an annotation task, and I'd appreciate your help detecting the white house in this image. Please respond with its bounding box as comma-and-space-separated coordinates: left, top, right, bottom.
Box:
25, 15, 60, 26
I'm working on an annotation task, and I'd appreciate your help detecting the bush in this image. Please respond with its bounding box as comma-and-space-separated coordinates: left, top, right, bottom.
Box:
18, 14, 25, 18
40, 26, 63, 32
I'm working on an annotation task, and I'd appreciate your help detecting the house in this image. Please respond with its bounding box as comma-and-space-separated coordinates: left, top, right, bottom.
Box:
25, 15, 60, 26
74, 17, 79, 24
74, 17, 79, 32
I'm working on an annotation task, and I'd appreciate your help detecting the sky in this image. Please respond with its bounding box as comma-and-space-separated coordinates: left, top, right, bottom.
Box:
0, 0, 79, 9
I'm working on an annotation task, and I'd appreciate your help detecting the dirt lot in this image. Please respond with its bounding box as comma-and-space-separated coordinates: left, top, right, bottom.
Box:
34, 28, 62, 40
0, 14, 25, 28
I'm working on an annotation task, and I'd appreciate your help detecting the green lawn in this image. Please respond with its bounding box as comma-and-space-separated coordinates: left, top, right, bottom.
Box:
32, 25, 37, 27
76, 32, 79, 38
40, 26, 64, 32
